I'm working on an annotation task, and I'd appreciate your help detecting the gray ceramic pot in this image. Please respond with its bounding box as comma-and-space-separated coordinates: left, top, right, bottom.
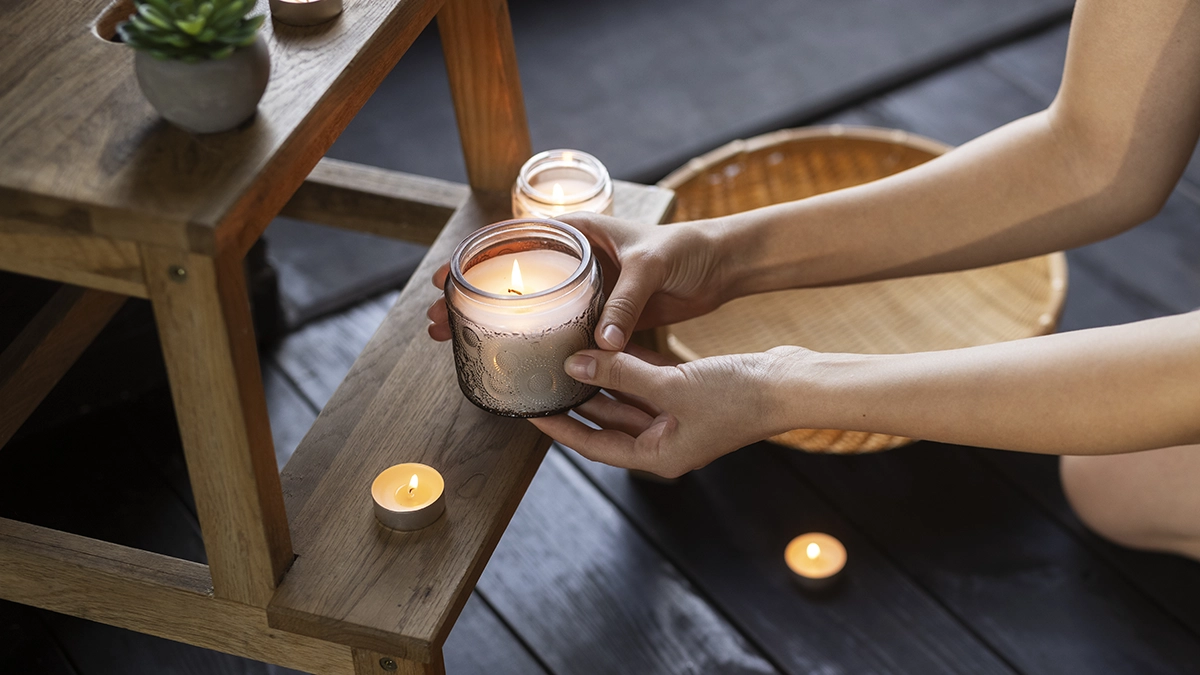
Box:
134, 38, 270, 134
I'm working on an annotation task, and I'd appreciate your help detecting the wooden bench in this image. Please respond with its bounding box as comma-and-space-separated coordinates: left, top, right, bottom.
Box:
0, 0, 674, 672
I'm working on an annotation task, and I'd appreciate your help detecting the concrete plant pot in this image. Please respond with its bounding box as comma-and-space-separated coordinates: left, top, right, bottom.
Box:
134, 37, 270, 134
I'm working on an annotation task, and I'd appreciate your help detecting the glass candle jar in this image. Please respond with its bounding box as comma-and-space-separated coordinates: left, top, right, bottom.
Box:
512, 149, 614, 219
445, 219, 605, 417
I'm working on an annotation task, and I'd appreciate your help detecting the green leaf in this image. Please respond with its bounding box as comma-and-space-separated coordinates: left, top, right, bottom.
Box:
163, 33, 192, 47
175, 15, 206, 35
137, 4, 173, 30
243, 14, 264, 31
198, 2, 214, 17
196, 27, 217, 42
211, 44, 236, 59
143, 0, 175, 17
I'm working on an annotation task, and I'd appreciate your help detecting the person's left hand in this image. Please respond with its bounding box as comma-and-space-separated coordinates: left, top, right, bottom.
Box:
532, 343, 804, 478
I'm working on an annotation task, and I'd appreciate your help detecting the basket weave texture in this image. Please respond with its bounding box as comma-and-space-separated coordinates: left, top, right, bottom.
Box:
656, 126, 1068, 454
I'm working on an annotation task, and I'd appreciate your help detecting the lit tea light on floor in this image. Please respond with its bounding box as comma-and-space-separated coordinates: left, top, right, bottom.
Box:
372, 463, 446, 530
512, 149, 614, 218
785, 532, 846, 592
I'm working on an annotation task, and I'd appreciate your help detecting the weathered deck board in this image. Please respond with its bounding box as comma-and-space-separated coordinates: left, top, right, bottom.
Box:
479, 450, 778, 675
783, 444, 1200, 675
564, 444, 1016, 675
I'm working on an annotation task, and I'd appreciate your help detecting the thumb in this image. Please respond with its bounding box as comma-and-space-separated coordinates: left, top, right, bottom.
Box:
564, 349, 666, 399
597, 269, 659, 350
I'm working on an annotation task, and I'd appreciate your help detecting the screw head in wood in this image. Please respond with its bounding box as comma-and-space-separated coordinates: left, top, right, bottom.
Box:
379, 657, 398, 671
168, 265, 188, 282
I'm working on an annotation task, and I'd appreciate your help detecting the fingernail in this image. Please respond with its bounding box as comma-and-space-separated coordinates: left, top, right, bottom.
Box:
565, 354, 596, 381
601, 324, 625, 349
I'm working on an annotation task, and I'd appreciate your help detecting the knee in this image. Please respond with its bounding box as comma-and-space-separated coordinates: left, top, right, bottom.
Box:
1060, 455, 1156, 551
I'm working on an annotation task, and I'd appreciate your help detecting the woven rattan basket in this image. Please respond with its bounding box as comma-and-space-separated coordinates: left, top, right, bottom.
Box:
656, 126, 1068, 454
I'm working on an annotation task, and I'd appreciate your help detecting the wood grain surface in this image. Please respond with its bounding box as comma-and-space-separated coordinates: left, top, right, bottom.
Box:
281, 158, 469, 246
143, 246, 292, 607
438, 0, 531, 193
269, 181, 674, 659
566, 445, 1016, 675
0, 0, 444, 256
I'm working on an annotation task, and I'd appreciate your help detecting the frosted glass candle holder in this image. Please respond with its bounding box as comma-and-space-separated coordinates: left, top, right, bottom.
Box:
444, 219, 604, 417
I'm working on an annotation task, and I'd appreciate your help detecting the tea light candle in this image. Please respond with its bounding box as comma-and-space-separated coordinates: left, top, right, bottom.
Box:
445, 219, 604, 417
372, 463, 446, 531
785, 533, 846, 591
512, 149, 614, 218
269, 0, 343, 26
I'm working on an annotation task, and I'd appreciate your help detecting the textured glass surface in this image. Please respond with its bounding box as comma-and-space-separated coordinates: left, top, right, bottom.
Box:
447, 283, 604, 417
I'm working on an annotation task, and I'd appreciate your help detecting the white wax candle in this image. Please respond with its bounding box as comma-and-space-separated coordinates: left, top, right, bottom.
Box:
372, 463, 446, 530
512, 149, 613, 218
463, 250, 579, 296
785, 532, 846, 590
458, 249, 588, 332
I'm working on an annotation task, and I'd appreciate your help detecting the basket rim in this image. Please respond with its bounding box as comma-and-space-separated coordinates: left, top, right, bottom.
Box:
657, 125, 953, 191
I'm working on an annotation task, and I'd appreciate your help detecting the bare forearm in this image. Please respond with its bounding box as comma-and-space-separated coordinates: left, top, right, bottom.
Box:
776, 311, 1200, 455
711, 0, 1200, 300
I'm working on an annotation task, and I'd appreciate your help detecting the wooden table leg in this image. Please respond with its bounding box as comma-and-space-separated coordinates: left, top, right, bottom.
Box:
353, 648, 445, 675
142, 244, 292, 608
439, 0, 532, 193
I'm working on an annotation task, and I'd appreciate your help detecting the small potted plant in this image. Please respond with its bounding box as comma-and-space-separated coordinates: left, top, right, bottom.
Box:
118, 0, 270, 134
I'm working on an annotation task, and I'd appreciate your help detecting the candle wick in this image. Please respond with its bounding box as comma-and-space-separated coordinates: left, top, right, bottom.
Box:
507, 288, 523, 296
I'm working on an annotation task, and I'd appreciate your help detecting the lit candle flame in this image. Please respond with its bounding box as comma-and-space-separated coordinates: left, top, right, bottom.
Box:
552, 182, 565, 203
806, 542, 820, 560
507, 259, 524, 295
408, 474, 419, 496
562, 151, 574, 163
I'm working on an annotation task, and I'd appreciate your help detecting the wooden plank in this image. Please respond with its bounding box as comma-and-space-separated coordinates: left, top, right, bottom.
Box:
268, 194, 551, 661
477, 449, 779, 674
0, 217, 147, 297
443, 594, 549, 675
0, 518, 354, 675
562, 444, 1016, 674
142, 246, 292, 607
0, 0, 448, 257
979, 450, 1200, 637
438, 0, 532, 193
353, 648, 444, 675
0, 285, 124, 446
783, 444, 1200, 674
269, 182, 674, 659
281, 159, 469, 245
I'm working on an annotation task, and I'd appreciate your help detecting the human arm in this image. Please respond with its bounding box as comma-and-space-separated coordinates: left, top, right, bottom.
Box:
542, 0, 1200, 350
536, 311, 1200, 477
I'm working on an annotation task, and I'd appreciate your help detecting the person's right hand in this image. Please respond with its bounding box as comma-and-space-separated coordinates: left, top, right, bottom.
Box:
427, 213, 731, 350
553, 213, 729, 350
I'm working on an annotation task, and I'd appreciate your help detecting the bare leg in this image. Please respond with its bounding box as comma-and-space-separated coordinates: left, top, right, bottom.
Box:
1061, 445, 1200, 561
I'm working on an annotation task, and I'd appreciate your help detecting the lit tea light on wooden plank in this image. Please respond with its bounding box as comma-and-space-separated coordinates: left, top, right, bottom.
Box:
512, 149, 614, 218
785, 532, 846, 591
269, 0, 343, 26
372, 463, 446, 530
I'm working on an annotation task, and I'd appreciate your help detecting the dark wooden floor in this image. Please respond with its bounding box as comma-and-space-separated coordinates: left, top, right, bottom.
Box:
5, 18, 1200, 675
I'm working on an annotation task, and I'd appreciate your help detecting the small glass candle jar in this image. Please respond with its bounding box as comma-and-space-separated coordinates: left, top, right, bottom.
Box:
512, 149, 614, 219
445, 219, 604, 417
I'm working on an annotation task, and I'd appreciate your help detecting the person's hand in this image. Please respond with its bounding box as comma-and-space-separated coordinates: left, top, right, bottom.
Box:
531, 343, 806, 478
426, 213, 729, 348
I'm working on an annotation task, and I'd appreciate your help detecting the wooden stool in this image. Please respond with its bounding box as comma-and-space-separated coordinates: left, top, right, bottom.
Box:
0, 1, 674, 673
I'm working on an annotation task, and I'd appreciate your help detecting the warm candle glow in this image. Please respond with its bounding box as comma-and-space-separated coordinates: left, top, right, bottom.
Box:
373, 463, 447, 530
552, 183, 565, 203
785, 533, 846, 586
509, 260, 525, 295
562, 151, 574, 162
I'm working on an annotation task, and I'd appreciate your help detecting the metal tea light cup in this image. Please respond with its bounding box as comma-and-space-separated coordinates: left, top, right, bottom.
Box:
444, 219, 604, 417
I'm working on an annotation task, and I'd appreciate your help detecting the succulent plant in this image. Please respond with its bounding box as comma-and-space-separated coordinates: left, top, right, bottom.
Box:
117, 0, 265, 62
